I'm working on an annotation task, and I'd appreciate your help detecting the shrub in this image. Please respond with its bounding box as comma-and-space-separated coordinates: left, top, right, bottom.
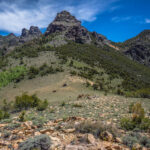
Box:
75, 120, 104, 136
18, 134, 51, 150
121, 103, 150, 131
85, 81, 90, 87
117, 88, 124, 95
28, 66, 39, 79
0, 66, 27, 88
93, 84, 98, 90
14, 93, 40, 110
140, 136, 150, 148
0, 110, 10, 120
129, 102, 135, 113
123, 134, 139, 148
75, 120, 118, 138
37, 99, 48, 111
123, 132, 150, 148
19, 111, 26, 122
2, 99, 9, 111
69, 60, 74, 67
70, 71, 77, 76
139, 118, 150, 130
32, 116, 47, 128
60, 101, 66, 107
120, 118, 136, 130
132, 103, 145, 123
14, 93, 47, 111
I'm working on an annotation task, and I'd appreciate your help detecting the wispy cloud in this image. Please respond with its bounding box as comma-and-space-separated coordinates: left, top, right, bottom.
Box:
112, 16, 150, 24
145, 18, 150, 23
111, 16, 132, 22
0, 0, 119, 34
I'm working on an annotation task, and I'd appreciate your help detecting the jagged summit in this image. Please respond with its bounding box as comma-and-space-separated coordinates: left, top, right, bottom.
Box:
21, 26, 42, 38
20, 26, 42, 43
54, 11, 81, 25
45, 10, 91, 44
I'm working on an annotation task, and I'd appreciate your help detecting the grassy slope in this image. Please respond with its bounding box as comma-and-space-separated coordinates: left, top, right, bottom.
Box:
0, 34, 150, 98
0, 39, 150, 127
55, 43, 150, 95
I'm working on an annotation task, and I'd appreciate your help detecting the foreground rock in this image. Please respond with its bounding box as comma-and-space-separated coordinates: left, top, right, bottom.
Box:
0, 117, 144, 150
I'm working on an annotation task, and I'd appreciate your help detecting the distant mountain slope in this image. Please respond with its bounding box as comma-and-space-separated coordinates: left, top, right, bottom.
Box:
0, 26, 42, 56
114, 30, 150, 67
0, 10, 150, 98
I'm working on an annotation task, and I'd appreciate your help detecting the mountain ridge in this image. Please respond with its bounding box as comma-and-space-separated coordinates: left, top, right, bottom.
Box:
0, 10, 149, 67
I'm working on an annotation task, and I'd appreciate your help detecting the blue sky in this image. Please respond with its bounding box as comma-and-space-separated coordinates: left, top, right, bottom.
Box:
0, 0, 149, 42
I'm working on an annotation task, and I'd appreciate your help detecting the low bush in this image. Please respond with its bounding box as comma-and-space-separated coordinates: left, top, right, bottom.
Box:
28, 66, 39, 79
28, 63, 63, 79
123, 132, 150, 148
0, 110, 10, 120
14, 93, 48, 111
0, 66, 27, 88
14, 93, 40, 110
18, 134, 51, 150
2, 99, 10, 111
121, 103, 150, 131
120, 117, 136, 130
76, 120, 118, 138
37, 99, 48, 111
19, 111, 26, 122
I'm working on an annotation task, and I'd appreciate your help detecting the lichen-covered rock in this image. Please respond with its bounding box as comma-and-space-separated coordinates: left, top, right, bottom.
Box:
18, 134, 51, 150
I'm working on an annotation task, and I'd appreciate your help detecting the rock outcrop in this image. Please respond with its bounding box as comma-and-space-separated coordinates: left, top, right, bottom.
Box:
0, 33, 19, 55
125, 43, 150, 66
45, 11, 92, 44
19, 26, 42, 43
0, 26, 42, 55
123, 30, 150, 67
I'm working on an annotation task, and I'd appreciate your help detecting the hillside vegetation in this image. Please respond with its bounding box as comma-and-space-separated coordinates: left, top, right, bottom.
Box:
1, 36, 149, 98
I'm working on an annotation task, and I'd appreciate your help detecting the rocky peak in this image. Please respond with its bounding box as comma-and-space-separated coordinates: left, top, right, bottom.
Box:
54, 11, 81, 25
20, 26, 41, 43
45, 10, 112, 46
45, 10, 91, 44
29, 26, 42, 36
21, 26, 41, 38
21, 28, 29, 37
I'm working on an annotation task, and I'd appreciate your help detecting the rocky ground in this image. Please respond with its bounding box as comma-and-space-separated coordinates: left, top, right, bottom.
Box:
0, 92, 150, 150
0, 116, 132, 150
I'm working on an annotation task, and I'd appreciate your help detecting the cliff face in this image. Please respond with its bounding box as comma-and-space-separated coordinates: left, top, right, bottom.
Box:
123, 30, 150, 67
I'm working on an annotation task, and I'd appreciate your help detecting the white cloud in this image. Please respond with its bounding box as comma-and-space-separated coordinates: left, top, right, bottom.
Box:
145, 18, 150, 23
0, 0, 119, 34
